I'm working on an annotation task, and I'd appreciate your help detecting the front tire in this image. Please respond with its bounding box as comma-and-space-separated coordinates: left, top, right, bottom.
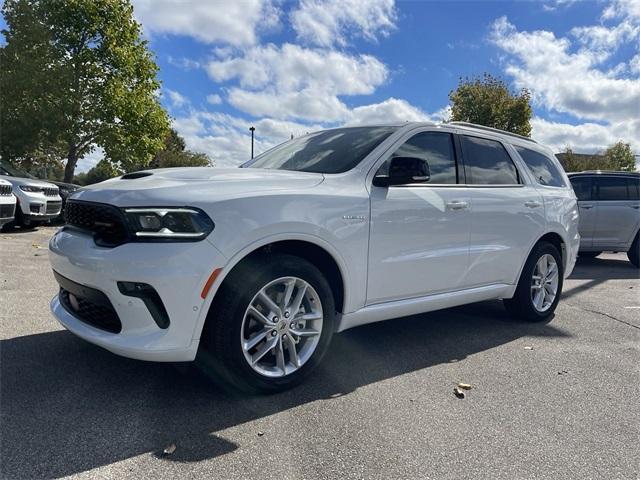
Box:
627, 233, 639, 268
504, 242, 563, 322
199, 253, 335, 393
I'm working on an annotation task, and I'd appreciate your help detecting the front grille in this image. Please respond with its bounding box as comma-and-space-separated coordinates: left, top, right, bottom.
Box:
0, 184, 12, 196
64, 200, 130, 247
0, 203, 15, 218
54, 271, 122, 334
46, 201, 62, 215
44, 187, 58, 197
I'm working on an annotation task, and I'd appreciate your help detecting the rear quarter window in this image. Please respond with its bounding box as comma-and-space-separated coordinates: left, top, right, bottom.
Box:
514, 146, 566, 187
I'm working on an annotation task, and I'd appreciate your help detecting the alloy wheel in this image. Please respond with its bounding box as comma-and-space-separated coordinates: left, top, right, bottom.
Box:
530, 253, 559, 313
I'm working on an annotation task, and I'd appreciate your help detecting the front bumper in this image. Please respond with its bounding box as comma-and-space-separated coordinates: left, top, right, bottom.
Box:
49, 228, 227, 361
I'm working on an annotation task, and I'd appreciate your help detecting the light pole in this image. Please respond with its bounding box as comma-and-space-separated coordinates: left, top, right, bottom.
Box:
249, 126, 255, 159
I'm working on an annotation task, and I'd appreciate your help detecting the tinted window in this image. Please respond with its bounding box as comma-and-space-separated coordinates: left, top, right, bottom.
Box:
515, 146, 565, 187
596, 176, 628, 201
378, 132, 457, 184
244, 126, 397, 174
627, 177, 640, 200
460, 136, 519, 185
570, 176, 592, 201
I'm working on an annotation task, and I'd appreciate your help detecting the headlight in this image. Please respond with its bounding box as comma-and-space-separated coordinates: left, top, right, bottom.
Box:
19, 185, 43, 193
123, 207, 214, 241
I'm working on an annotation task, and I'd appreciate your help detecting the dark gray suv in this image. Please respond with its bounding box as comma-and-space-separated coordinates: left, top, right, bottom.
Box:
568, 171, 640, 267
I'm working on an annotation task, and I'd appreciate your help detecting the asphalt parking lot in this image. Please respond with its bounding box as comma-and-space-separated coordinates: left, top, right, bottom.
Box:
1, 226, 639, 480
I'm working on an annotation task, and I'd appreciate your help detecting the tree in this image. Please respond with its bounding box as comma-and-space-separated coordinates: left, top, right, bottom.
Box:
73, 159, 121, 185
0, 0, 169, 183
149, 128, 212, 169
603, 142, 636, 171
449, 73, 532, 137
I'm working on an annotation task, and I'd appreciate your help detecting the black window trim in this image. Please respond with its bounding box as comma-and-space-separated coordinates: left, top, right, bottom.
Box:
456, 133, 524, 188
513, 145, 566, 189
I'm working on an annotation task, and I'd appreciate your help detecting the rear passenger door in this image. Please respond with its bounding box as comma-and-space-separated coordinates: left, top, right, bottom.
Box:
592, 176, 640, 248
569, 176, 596, 249
459, 134, 545, 287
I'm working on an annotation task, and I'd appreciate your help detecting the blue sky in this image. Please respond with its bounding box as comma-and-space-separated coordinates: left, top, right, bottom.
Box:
2, 0, 639, 170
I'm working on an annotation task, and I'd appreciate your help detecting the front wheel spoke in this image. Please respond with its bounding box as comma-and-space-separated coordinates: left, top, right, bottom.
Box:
281, 279, 296, 311
296, 312, 323, 321
289, 284, 307, 315
291, 327, 320, 338
284, 334, 300, 368
243, 328, 270, 351
248, 306, 272, 325
251, 336, 278, 365
534, 290, 545, 310
275, 337, 286, 373
258, 290, 282, 318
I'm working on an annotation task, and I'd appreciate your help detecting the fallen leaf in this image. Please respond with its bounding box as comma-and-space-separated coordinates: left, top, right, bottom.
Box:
453, 387, 465, 399
162, 443, 176, 456
524, 346, 534, 350
457, 383, 472, 390
257, 431, 264, 437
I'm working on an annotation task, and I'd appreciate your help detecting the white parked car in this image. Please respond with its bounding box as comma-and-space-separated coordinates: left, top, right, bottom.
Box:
0, 160, 62, 228
49, 122, 579, 392
0, 178, 17, 228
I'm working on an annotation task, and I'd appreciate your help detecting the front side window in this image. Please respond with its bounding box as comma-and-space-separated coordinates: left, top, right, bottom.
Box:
244, 126, 398, 174
460, 135, 519, 185
595, 176, 630, 201
514, 146, 566, 187
569, 176, 593, 201
377, 132, 457, 184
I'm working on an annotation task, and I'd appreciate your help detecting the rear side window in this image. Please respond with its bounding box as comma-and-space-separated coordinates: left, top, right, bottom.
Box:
595, 176, 638, 201
380, 132, 457, 184
627, 177, 640, 200
460, 135, 519, 185
514, 146, 566, 187
569, 176, 592, 201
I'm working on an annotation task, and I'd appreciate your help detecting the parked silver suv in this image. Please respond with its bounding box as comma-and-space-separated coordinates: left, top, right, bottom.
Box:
568, 171, 640, 267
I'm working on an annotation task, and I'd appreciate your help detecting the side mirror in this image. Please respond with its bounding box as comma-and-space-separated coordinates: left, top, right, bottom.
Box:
373, 156, 431, 187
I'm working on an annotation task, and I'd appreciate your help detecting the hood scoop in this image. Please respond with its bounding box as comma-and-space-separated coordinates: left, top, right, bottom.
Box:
121, 171, 153, 180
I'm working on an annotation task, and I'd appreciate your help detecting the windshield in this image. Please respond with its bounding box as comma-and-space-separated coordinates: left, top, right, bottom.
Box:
0, 160, 35, 179
244, 126, 398, 174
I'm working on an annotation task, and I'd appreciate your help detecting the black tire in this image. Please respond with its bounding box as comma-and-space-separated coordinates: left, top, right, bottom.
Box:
578, 251, 601, 258
198, 253, 335, 394
627, 233, 639, 268
504, 241, 563, 322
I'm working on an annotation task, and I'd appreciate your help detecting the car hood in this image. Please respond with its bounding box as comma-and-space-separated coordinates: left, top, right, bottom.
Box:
0, 175, 59, 189
70, 167, 325, 206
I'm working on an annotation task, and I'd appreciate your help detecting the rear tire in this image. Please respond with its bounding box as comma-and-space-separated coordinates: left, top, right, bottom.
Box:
198, 253, 335, 394
579, 251, 601, 258
627, 233, 639, 268
504, 242, 563, 322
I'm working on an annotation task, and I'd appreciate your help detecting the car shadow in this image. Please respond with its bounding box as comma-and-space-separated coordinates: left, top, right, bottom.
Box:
563, 256, 639, 300
1, 301, 568, 478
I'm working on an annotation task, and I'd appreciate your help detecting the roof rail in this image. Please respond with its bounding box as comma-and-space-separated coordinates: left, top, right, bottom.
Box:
448, 121, 537, 144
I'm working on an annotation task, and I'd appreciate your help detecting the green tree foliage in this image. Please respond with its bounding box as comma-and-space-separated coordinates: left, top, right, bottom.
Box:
149, 128, 212, 169
73, 159, 121, 185
557, 143, 636, 172
0, 0, 169, 183
449, 73, 533, 137
602, 142, 636, 171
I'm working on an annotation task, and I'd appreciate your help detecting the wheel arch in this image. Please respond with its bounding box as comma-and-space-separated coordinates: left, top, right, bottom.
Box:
193, 235, 349, 343
513, 231, 567, 290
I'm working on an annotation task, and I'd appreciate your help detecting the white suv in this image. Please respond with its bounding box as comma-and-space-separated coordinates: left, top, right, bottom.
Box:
49, 122, 579, 392
0, 178, 17, 228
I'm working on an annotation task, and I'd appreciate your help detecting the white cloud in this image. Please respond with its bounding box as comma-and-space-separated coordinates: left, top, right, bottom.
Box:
132, 0, 280, 46
206, 43, 388, 95
206, 94, 223, 105
166, 89, 188, 108
345, 98, 429, 125
532, 117, 640, 153
571, 21, 639, 52
290, 0, 397, 47
76, 147, 105, 173
602, 0, 640, 21
490, 15, 640, 125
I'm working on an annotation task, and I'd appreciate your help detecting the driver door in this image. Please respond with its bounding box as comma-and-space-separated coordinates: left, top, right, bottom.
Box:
367, 131, 471, 304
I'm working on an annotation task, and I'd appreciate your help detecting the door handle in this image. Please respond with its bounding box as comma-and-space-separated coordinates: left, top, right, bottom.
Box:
446, 200, 469, 210
580, 205, 594, 210
524, 200, 542, 208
